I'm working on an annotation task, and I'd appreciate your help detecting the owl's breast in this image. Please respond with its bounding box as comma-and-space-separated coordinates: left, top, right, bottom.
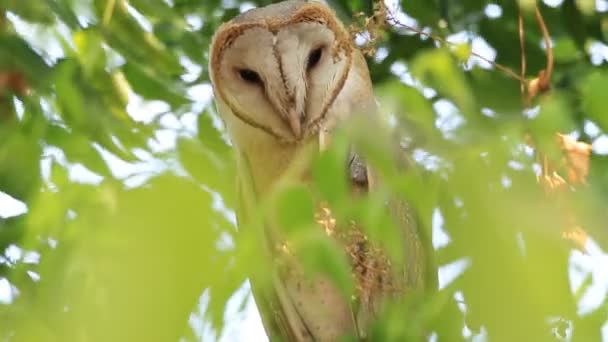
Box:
235, 127, 318, 197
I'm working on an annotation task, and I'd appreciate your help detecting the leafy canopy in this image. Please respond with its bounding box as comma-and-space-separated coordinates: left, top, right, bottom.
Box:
0, 0, 607, 341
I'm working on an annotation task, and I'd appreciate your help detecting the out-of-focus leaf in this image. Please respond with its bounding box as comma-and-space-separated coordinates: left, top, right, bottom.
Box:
312, 135, 349, 207
128, 0, 175, 21
411, 49, 476, 116
294, 229, 354, 298
3, 0, 54, 24
0, 34, 52, 92
579, 71, 608, 132
73, 29, 106, 76
53, 59, 139, 161
1, 0, 608, 340
122, 62, 188, 108
275, 185, 315, 233
553, 36, 582, 63
467, 68, 522, 114
452, 43, 472, 63
400, 0, 441, 28
528, 91, 576, 156
45, 125, 112, 177
178, 137, 235, 206
0, 126, 41, 201
93, 0, 183, 76
0, 215, 26, 255
47, 0, 80, 29
571, 304, 608, 342
14, 175, 236, 341
377, 81, 437, 139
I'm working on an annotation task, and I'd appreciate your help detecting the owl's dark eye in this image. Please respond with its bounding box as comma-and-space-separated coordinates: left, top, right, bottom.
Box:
307, 47, 323, 70
239, 69, 262, 84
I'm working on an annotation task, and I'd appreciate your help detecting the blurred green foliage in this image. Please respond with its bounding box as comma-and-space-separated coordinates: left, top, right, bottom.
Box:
0, 0, 607, 341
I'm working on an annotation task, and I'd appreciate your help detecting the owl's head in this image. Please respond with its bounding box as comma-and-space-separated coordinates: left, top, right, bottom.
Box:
209, 0, 355, 143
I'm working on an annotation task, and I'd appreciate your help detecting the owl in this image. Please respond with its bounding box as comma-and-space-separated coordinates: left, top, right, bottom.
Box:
209, 1, 435, 340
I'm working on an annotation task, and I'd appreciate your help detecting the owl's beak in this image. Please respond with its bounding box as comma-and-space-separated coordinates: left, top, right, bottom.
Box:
287, 108, 302, 139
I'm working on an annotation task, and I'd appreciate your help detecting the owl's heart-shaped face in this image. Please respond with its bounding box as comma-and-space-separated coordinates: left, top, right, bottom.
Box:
209, 1, 354, 143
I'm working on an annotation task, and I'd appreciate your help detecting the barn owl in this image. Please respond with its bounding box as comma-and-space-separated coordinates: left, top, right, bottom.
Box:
209, 1, 435, 340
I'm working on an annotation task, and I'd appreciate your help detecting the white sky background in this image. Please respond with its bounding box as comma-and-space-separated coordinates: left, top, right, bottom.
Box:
1, 0, 608, 341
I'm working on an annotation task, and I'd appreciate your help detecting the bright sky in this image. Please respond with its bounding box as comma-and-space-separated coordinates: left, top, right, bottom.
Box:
1, 1, 608, 341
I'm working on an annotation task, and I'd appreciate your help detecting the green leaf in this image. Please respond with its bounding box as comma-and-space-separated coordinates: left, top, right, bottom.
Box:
4, 0, 55, 24
553, 37, 581, 63
122, 62, 188, 108
528, 92, 575, 155
94, 0, 183, 75
295, 230, 354, 298
178, 137, 235, 206
400, 0, 441, 28
0, 34, 52, 92
312, 147, 348, 207
73, 29, 106, 75
411, 49, 476, 116
579, 71, 608, 131
275, 185, 315, 233
377, 80, 436, 136
0, 125, 41, 201
467, 68, 521, 114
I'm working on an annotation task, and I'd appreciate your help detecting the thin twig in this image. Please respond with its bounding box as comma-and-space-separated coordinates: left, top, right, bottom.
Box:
517, 7, 527, 100
525, 5, 553, 102
102, 0, 117, 26
385, 14, 526, 83
534, 5, 553, 87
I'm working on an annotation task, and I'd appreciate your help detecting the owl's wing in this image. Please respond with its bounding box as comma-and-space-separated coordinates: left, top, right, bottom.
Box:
346, 140, 437, 338
237, 148, 359, 341
235, 153, 307, 342
349, 146, 437, 291
347, 51, 437, 294
236, 146, 436, 342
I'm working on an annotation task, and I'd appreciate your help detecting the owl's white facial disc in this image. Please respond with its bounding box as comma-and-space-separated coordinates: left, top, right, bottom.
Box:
213, 21, 352, 143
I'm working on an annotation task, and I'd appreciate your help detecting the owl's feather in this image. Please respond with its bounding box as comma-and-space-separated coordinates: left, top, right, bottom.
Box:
232, 0, 307, 24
